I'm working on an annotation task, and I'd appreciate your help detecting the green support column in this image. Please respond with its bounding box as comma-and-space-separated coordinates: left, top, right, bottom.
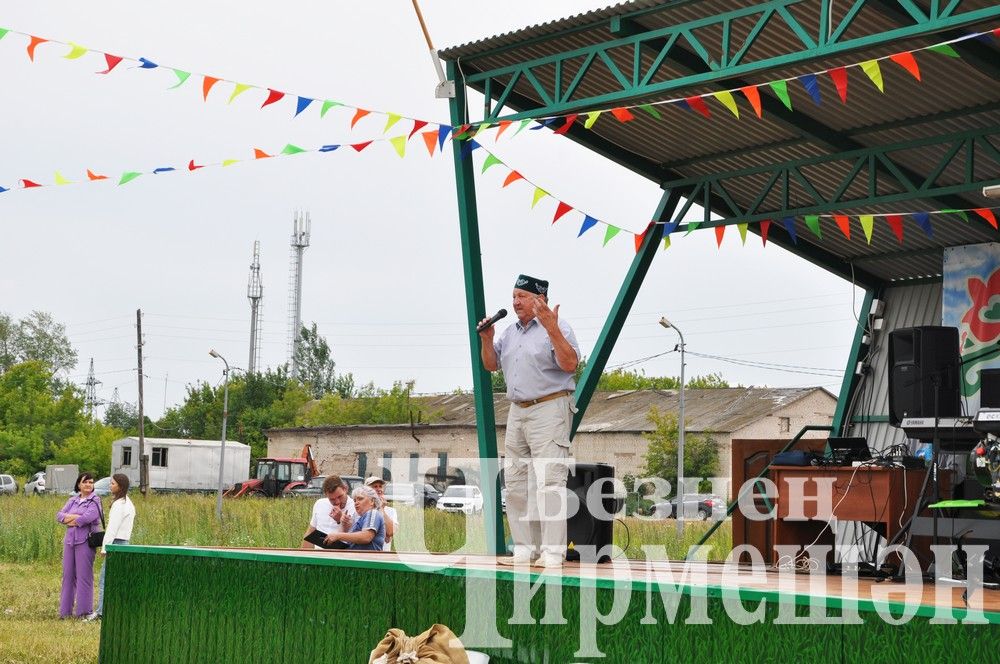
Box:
447, 61, 504, 554
832, 289, 876, 435
571, 188, 681, 437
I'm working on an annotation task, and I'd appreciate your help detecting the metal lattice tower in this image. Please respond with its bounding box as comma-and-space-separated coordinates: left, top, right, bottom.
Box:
84, 357, 101, 416
247, 240, 264, 374
287, 210, 311, 378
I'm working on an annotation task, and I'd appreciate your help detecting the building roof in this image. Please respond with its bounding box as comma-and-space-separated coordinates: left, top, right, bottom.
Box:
266, 387, 833, 436
114, 437, 249, 449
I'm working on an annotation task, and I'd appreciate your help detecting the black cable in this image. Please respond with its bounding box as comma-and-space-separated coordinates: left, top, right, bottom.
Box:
614, 517, 631, 560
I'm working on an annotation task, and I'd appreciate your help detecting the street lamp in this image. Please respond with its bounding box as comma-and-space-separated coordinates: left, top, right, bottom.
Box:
209, 349, 230, 521
659, 316, 686, 535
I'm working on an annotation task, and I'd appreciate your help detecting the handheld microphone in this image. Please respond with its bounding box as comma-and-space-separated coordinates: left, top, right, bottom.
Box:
476, 308, 508, 333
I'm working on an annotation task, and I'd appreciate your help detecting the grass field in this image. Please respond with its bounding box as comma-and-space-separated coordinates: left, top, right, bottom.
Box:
0, 493, 731, 663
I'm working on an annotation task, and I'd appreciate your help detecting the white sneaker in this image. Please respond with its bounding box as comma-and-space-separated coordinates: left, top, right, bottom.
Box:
536, 554, 564, 570
498, 551, 537, 566
83, 612, 100, 622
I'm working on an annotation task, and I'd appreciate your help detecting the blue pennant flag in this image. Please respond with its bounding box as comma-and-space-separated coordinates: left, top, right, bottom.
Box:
782, 217, 798, 244
800, 74, 821, 105
152, 167, 175, 174
295, 97, 314, 117
138, 57, 158, 69
318, 144, 340, 152
578, 215, 599, 237
437, 125, 452, 150
663, 218, 681, 234
460, 140, 482, 160
529, 118, 557, 130
0, 185, 8, 193
913, 212, 933, 237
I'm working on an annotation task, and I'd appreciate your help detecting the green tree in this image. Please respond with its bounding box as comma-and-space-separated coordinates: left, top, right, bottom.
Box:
103, 400, 141, 434
296, 380, 439, 427
641, 406, 719, 492
293, 323, 354, 399
0, 310, 77, 375
686, 372, 730, 389
52, 420, 124, 477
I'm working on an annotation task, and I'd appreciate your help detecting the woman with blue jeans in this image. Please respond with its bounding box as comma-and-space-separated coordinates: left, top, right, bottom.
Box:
87, 473, 135, 621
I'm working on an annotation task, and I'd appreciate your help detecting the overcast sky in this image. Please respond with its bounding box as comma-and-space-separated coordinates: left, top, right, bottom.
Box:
2, 1, 863, 419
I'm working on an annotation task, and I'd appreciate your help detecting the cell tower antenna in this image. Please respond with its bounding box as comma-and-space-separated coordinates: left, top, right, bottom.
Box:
84, 357, 102, 416
247, 240, 264, 374
287, 210, 311, 379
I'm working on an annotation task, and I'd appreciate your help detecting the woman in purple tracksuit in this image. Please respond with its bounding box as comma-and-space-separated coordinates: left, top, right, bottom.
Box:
56, 472, 102, 618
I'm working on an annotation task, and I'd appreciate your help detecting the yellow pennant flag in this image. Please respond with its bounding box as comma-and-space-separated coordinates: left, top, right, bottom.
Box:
737, 222, 748, 244
712, 90, 740, 118
860, 215, 875, 243
384, 113, 403, 133
662, 235, 671, 250
584, 111, 602, 129
54, 171, 71, 185
222, 159, 240, 167
228, 83, 252, 104
860, 60, 884, 92
63, 43, 87, 59
531, 187, 548, 209
389, 135, 407, 158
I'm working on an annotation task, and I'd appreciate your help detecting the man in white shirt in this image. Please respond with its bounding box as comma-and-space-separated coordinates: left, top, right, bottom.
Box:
301, 475, 357, 549
365, 476, 398, 552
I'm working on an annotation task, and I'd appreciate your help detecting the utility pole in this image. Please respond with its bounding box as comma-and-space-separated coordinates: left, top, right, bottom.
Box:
136, 309, 147, 496
247, 241, 263, 374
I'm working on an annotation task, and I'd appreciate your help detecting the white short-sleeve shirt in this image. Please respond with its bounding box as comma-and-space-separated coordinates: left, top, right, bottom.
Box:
310, 496, 357, 536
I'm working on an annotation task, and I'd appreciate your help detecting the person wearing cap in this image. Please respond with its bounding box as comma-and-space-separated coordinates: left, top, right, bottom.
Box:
300, 474, 357, 550
365, 476, 398, 552
478, 274, 580, 569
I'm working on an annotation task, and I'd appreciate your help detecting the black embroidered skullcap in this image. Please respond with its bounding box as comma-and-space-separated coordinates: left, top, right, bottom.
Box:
514, 274, 548, 296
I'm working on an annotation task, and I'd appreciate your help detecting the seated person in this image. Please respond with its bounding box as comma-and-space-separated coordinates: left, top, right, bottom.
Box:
322, 486, 385, 551
301, 475, 356, 550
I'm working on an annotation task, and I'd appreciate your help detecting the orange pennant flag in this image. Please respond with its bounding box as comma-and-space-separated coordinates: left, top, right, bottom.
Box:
27, 36, 48, 61
86, 169, 108, 181
420, 130, 438, 156
495, 120, 513, 141
253, 148, 272, 159
974, 208, 998, 229
202, 76, 220, 100
714, 225, 725, 247
351, 109, 371, 128
552, 202, 573, 224
889, 52, 921, 81
502, 171, 524, 188
610, 107, 635, 123
633, 223, 652, 253
740, 85, 762, 118
833, 214, 851, 239
351, 141, 373, 152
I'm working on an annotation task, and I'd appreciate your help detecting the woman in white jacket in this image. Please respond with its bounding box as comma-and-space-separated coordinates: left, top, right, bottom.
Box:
86, 473, 135, 621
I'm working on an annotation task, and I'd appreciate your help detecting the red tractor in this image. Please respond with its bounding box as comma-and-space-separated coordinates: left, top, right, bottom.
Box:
226, 444, 319, 498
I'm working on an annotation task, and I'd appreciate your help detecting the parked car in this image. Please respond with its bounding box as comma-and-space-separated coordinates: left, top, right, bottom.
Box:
93, 477, 113, 496
436, 485, 484, 514
384, 482, 440, 508
286, 474, 363, 498
0, 474, 17, 496
24, 471, 46, 495
652, 494, 726, 521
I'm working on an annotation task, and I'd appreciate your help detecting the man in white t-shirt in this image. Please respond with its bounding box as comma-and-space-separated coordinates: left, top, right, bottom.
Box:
301, 475, 357, 549
365, 476, 398, 552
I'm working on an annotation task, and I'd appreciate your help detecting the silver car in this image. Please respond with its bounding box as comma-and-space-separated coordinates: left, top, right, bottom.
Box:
24, 471, 45, 495
0, 474, 17, 496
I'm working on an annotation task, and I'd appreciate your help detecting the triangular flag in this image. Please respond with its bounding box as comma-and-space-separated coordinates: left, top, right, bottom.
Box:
389, 136, 407, 158
512, 119, 532, 137
860, 60, 884, 92
253, 148, 272, 159
578, 216, 598, 237
229, 83, 252, 103
799, 74, 821, 105
0, 29, 8, 41
928, 44, 961, 58
27, 36, 48, 61
317, 145, 339, 153
740, 85, 763, 118
384, 113, 403, 133
138, 57, 158, 69
889, 52, 921, 81
685, 96, 712, 118
833, 214, 851, 239
663, 219, 680, 235
222, 159, 239, 166
638, 105, 662, 120
187, 159, 203, 171
281, 144, 306, 155
437, 125, 452, 149
118, 172, 142, 186
494, 120, 513, 140
913, 212, 933, 237
712, 90, 739, 118
153, 167, 175, 174
602, 226, 621, 246
261, 89, 285, 108
552, 202, 573, 224
737, 223, 748, 244
828, 67, 849, 103
481, 154, 503, 173
63, 43, 87, 60
662, 235, 671, 250
531, 188, 548, 209
168, 70, 191, 89
202, 76, 220, 100
714, 226, 725, 247
408, 119, 428, 139
350, 108, 371, 128
86, 170, 108, 181
886, 214, 904, 243
97, 53, 123, 74
610, 107, 635, 123
974, 208, 998, 229
21, 179, 42, 188
634, 226, 650, 253
942, 208, 969, 222
502, 171, 524, 188
860, 215, 875, 243
781, 217, 798, 243
420, 130, 438, 156
528, 119, 557, 131
685, 221, 701, 235
583, 111, 602, 129
351, 141, 373, 152
294, 97, 314, 117
803, 215, 822, 238
0, 185, 7, 193
54, 172, 71, 185
320, 100, 341, 117
760, 220, 771, 246
553, 114, 578, 135
459, 140, 481, 160
769, 80, 793, 111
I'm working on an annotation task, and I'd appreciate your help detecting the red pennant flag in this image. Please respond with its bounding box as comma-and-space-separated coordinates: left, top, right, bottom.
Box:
351, 141, 373, 152
261, 89, 285, 108
495, 120, 513, 141
502, 171, 524, 188
685, 96, 711, 119
97, 53, 123, 74
86, 169, 108, 181
188, 159, 203, 171
889, 52, 921, 81
610, 107, 635, 123
634, 226, 649, 253
886, 214, 905, 243
833, 214, 851, 239
974, 208, 998, 229
20, 179, 42, 188
552, 202, 573, 224
202, 76, 220, 100
828, 67, 849, 104
994, 28, 1000, 38
351, 108, 371, 128
740, 85, 763, 118
714, 226, 725, 247
253, 148, 272, 159
420, 130, 437, 156
408, 120, 428, 139
553, 115, 578, 135
760, 220, 771, 246
26, 36, 47, 61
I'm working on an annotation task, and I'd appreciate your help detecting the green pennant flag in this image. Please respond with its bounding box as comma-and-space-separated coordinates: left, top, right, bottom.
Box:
737, 222, 748, 244
860, 215, 874, 243
713, 90, 740, 118
64, 43, 87, 60
54, 171, 71, 185
928, 44, 961, 58
603, 225, 621, 246
941, 208, 969, 222
481, 154, 503, 173
389, 135, 407, 158
684, 221, 701, 236
531, 187, 548, 209
320, 100, 341, 118
118, 171, 142, 186
0, 28, 9, 41
513, 119, 533, 137
228, 83, 251, 104
860, 60, 884, 92
804, 215, 822, 238
769, 80, 793, 111
584, 111, 602, 129
169, 69, 191, 89
280, 144, 306, 155
384, 113, 403, 133
638, 104, 662, 120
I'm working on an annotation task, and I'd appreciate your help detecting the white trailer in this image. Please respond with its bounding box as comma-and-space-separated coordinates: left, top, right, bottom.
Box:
111, 437, 250, 492
44, 464, 79, 494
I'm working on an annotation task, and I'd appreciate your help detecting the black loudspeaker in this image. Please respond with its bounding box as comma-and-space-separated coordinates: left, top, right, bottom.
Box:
565, 462, 616, 564
887, 326, 960, 426
980, 368, 1000, 408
